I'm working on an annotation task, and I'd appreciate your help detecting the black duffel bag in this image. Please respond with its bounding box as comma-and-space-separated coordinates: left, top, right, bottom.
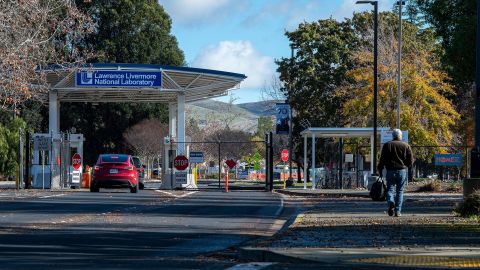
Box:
370, 178, 387, 201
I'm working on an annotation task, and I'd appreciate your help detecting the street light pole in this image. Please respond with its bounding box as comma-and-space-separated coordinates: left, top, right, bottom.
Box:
356, 0, 379, 174
396, 1, 404, 129
289, 47, 294, 183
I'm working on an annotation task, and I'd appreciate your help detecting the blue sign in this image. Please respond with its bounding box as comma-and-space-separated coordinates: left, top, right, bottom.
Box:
76, 70, 161, 88
275, 103, 290, 135
434, 154, 463, 166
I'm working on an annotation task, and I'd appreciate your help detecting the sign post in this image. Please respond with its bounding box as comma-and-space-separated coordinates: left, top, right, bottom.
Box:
71, 153, 82, 187
281, 150, 289, 189
173, 155, 188, 187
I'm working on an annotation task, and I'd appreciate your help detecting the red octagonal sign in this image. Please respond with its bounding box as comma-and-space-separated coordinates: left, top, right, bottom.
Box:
281, 149, 289, 162
174, 155, 189, 170
72, 153, 82, 170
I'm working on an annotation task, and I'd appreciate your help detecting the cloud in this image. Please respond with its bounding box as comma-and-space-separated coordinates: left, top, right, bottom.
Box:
192, 40, 275, 89
160, 0, 246, 26
242, 0, 321, 31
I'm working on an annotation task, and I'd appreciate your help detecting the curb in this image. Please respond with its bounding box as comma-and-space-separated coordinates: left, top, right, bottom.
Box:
275, 189, 370, 198
238, 247, 316, 263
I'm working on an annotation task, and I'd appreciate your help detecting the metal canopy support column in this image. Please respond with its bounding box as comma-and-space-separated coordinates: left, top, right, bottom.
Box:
177, 94, 186, 154
168, 103, 177, 138
304, 135, 307, 189
49, 91, 59, 134
48, 91, 61, 189
311, 133, 316, 190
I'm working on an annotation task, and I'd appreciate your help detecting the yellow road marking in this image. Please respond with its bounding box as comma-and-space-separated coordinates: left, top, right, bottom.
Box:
351, 255, 480, 268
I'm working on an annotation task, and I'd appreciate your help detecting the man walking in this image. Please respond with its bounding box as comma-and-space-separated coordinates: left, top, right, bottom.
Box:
377, 129, 413, 217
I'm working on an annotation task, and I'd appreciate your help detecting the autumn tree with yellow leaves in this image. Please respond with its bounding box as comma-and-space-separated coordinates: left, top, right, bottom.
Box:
338, 12, 459, 159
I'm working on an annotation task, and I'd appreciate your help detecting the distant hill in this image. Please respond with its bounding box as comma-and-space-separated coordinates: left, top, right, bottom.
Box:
236, 100, 279, 116
186, 99, 279, 133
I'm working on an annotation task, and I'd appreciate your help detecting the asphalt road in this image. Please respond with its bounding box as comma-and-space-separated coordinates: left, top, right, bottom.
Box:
0, 188, 284, 269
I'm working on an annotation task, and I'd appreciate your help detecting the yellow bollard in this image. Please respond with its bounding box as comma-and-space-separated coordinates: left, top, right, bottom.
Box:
193, 166, 198, 185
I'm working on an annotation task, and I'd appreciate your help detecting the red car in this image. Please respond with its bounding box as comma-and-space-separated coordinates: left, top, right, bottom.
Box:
90, 154, 139, 193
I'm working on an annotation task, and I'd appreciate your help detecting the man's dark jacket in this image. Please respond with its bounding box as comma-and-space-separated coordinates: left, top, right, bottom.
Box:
377, 139, 413, 173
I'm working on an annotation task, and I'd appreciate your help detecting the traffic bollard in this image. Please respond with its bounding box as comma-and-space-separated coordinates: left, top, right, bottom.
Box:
225, 173, 229, 193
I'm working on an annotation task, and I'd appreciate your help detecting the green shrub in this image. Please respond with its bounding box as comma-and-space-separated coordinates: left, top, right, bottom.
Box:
445, 181, 462, 193
417, 180, 441, 192
456, 191, 480, 217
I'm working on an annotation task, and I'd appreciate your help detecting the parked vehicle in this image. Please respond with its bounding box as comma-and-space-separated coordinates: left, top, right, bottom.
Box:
131, 156, 145, 189
90, 154, 139, 193
152, 167, 161, 178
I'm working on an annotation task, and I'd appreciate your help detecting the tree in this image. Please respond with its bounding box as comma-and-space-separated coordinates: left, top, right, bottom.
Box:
0, 0, 92, 112
339, 12, 459, 161
276, 19, 358, 129
410, 0, 476, 145
123, 119, 168, 166
276, 18, 358, 167
59, 0, 185, 164
0, 116, 26, 178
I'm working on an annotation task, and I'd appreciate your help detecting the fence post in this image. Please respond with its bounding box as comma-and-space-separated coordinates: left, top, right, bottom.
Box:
269, 132, 274, 191
265, 133, 269, 191
18, 128, 23, 189
25, 131, 30, 189
218, 142, 221, 189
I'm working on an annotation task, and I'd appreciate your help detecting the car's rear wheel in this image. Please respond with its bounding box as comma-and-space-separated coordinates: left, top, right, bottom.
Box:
139, 182, 144, 190
130, 185, 138, 193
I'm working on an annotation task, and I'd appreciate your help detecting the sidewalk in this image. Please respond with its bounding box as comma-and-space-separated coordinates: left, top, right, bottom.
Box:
240, 188, 478, 268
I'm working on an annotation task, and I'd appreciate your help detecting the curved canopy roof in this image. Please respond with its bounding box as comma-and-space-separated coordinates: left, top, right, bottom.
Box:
301, 127, 390, 138
45, 63, 247, 103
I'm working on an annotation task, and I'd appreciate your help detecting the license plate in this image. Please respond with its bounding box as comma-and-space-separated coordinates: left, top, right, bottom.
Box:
109, 169, 118, 174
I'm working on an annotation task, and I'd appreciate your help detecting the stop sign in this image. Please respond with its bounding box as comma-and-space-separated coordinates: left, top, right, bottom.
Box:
174, 155, 189, 170
281, 149, 289, 162
72, 153, 82, 170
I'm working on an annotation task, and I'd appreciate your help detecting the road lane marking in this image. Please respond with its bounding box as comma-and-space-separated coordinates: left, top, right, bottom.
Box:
155, 190, 197, 198
226, 263, 276, 270
39, 194, 66, 199
274, 196, 284, 216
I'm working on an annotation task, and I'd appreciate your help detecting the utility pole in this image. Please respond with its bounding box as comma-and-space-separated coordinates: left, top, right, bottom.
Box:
465, 0, 480, 197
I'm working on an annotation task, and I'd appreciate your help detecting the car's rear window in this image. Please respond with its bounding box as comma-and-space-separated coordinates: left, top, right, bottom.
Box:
101, 155, 129, 163
132, 157, 141, 167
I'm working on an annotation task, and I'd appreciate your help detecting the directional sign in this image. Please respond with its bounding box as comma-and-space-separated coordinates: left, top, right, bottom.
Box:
189, 152, 204, 163
225, 159, 237, 169
281, 149, 289, 162
72, 153, 82, 170
173, 155, 189, 170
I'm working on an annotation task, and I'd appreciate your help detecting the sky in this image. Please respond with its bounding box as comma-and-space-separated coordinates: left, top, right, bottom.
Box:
160, 0, 398, 104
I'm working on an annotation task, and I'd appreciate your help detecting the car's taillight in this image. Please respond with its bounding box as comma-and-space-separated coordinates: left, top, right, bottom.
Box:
140, 168, 144, 172
124, 166, 134, 171
94, 165, 102, 171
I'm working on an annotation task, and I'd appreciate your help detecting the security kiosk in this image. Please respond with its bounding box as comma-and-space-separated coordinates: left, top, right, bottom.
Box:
42, 63, 246, 190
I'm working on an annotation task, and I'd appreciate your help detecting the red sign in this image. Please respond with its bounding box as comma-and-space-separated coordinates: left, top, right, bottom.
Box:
225, 159, 237, 169
174, 155, 189, 170
72, 153, 82, 170
281, 149, 289, 162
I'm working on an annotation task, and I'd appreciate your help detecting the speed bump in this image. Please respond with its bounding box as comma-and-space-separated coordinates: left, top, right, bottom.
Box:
351, 255, 480, 268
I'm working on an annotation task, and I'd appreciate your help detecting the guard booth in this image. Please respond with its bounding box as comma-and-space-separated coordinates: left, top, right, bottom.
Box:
41, 63, 246, 190
161, 136, 195, 189
31, 132, 84, 189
